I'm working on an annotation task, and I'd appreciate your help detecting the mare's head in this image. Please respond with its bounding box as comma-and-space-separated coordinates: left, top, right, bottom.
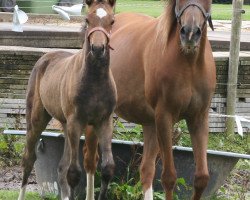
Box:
85, 0, 116, 56
175, 0, 213, 53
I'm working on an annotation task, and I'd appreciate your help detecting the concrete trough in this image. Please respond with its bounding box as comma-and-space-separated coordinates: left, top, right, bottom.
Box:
3, 130, 250, 199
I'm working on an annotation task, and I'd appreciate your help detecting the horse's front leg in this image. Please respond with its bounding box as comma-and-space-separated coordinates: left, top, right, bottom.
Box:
95, 116, 115, 200
140, 125, 159, 200
83, 125, 99, 200
187, 113, 210, 200
66, 118, 84, 199
155, 103, 177, 200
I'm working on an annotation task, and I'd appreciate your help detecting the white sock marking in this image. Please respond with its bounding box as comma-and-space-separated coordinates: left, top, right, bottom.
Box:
18, 185, 27, 200
96, 8, 107, 18
144, 185, 153, 200
86, 173, 95, 200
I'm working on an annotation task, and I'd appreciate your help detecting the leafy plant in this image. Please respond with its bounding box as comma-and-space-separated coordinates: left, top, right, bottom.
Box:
108, 180, 143, 200
106, 177, 191, 200
0, 133, 24, 166
113, 117, 143, 142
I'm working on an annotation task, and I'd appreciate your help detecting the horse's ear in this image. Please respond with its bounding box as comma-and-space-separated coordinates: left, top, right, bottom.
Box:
85, 0, 93, 6
108, 0, 116, 7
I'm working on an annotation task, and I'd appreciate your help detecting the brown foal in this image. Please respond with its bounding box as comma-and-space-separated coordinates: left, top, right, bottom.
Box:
18, 0, 116, 200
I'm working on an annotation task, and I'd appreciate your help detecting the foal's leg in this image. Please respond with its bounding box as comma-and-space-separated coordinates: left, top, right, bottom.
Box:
18, 98, 51, 200
66, 118, 83, 195
83, 126, 99, 200
58, 123, 72, 199
187, 114, 210, 200
155, 104, 177, 200
96, 117, 115, 200
140, 125, 159, 200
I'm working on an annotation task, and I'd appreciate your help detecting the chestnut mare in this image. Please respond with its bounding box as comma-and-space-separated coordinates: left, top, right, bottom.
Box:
18, 0, 116, 200
110, 0, 216, 199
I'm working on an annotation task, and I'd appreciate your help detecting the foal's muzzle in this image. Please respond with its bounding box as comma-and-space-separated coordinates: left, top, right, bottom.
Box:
87, 27, 113, 56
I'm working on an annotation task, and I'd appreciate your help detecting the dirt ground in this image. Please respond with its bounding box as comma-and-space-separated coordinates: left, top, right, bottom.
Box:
0, 163, 249, 199
0, 165, 38, 192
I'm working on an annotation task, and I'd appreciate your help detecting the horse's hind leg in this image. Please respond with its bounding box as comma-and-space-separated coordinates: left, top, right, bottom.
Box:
140, 125, 159, 200
187, 115, 210, 200
83, 126, 99, 200
18, 96, 51, 200
96, 116, 115, 200
58, 123, 72, 199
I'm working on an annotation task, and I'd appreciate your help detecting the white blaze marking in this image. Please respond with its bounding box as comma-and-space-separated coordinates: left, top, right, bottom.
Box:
63, 197, 69, 200
18, 185, 27, 200
86, 173, 95, 200
144, 186, 153, 200
96, 8, 107, 18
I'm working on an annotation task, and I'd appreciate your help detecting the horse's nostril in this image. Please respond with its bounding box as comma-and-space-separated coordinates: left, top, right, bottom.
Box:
180, 27, 186, 37
91, 44, 106, 56
195, 28, 201, 37
180, 26, 201, 42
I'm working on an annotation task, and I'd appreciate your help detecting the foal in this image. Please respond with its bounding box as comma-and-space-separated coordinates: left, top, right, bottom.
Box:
18, 0, 116, 200
110, 0, 216, 199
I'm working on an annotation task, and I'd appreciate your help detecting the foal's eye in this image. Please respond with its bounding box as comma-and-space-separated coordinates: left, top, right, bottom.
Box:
111, 19, 115, 25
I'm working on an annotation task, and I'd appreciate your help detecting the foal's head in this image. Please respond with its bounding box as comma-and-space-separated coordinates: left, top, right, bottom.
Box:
175, 0, 213, 53
85, 0, 116, 56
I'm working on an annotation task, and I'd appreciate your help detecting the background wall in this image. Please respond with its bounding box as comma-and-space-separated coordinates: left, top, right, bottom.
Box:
0, 47, 249, 132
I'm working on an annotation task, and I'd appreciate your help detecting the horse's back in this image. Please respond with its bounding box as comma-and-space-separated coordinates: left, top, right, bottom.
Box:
27, 50, 77, 122
30, 51, 74, 80
113, 12, 155, 32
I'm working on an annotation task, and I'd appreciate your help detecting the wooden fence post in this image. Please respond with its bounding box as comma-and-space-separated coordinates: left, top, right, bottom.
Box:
225, 0, 244, 137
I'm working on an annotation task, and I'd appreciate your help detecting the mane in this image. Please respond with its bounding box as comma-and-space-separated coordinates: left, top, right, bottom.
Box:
156, 0, 176, 48
80, 19, 88, 47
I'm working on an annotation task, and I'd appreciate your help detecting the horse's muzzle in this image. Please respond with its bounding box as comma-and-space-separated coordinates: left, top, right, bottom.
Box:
180, 25, 201, 52
87, 27, 113, 56
91, 44, 106, 57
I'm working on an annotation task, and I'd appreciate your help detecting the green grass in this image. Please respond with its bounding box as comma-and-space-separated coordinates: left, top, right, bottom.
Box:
0, 190, 42, 200
115, 0, 250, 20
0, 190, 58, 200
212, 4, 250, 20
116, 0, 164, 17
114, 118, 250, 154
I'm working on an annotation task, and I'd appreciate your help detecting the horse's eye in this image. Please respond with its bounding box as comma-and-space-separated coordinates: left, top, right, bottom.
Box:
111, 19, 115, 25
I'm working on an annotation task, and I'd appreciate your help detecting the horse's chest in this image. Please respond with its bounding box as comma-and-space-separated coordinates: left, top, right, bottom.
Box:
76, 89, 116, 124
163, 81, 211, 115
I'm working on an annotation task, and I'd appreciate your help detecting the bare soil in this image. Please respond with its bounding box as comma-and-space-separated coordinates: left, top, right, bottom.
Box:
0, 164, 249, 199
0, 165, 38, 192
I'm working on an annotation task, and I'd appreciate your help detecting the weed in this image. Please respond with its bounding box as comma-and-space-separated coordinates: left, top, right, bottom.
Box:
113, 117, 143, 142
0, 133, 24, 166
